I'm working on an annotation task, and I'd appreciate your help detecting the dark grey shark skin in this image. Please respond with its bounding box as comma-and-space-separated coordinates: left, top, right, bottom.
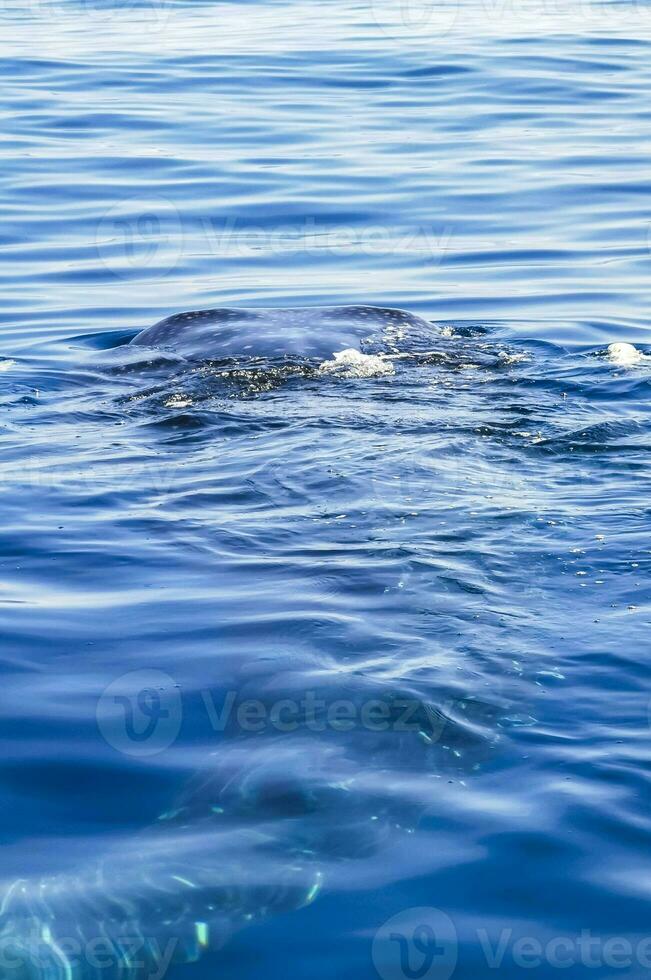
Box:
130, 306, 433, 361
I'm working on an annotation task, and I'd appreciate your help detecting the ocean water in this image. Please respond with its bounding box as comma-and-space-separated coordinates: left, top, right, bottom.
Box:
1, 0, 651, 978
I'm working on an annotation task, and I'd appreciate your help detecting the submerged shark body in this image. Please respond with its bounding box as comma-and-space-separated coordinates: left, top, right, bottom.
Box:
0, 739, 411, 980
0, 685, 498, 980
0, 806, 319, 980
0, 750, 324, 980
130, 306, 433, 362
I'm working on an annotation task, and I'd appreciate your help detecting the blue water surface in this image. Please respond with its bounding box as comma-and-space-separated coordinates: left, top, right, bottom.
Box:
1, 0, 651, 977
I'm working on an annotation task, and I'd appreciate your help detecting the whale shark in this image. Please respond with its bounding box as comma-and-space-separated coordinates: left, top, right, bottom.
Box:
0, 683, 500, 980
129, 306, 434, 362
0, 306, 503, 980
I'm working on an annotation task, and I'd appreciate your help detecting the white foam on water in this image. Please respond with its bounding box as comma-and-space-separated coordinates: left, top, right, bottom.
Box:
0, 359, 16, 372
498, 350, 530, 364
318, 349, 395, 379
606, 342, 649, 367
164, 393, 194, 408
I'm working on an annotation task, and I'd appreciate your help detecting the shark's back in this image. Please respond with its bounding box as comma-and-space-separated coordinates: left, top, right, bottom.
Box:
130, 306, 432, 361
